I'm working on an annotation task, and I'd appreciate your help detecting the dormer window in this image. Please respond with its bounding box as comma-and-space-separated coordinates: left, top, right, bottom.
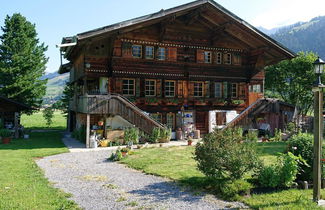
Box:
132, 45, 142, 58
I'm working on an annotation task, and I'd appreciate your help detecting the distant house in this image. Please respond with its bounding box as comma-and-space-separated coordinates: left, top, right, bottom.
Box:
0, 95, 31, 138
58, 0, 295, 146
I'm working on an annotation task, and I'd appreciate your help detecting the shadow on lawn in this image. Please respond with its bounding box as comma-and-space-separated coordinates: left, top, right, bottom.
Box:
128, 180, 203, 203
0, 131, 67, 151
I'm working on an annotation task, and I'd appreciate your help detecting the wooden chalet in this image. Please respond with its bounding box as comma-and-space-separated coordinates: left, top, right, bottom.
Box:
0, 95, 31, 138
58, 0, 295, 145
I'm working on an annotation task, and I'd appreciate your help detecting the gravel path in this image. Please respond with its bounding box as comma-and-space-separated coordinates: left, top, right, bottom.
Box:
37, 150, 247, 210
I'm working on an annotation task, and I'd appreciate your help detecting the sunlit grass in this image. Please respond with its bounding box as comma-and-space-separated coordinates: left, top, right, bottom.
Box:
21, 110, 66, 130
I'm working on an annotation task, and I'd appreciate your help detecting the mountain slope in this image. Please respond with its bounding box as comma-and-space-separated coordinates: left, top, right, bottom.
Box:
43, 73, 69, 104
270, 16, 325, 58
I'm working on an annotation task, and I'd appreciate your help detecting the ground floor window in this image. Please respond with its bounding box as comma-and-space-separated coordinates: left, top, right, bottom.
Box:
194, 82, 204, 97
231, 83, 237, 98
166, 113, 175, 130
122, 79, 135, 96
145, 79, 156, 96
215, 82, 222, 98
150, 113, 162, 123
249, 84, 262, 93
165, 80, 175, 97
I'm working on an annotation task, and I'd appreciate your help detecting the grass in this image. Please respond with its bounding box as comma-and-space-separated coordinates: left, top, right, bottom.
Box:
21, 111, 66, 130
0, 131, 79, 209
120, 142, 324, 209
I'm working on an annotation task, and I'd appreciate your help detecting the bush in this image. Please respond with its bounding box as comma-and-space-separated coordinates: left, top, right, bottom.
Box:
124, 127, 139, 144
194, 128, 261, 180
42, 107, 54, 127
258, 152, 306, 188
149, 128, 171, 143
109, 149, 123, 161
270, 128, 282, 142
219, 179, 253, 200
245, 129, 258, 142
287, 133, 315, 181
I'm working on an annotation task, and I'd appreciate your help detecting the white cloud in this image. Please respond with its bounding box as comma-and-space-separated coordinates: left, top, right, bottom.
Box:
251, 0, 325, 29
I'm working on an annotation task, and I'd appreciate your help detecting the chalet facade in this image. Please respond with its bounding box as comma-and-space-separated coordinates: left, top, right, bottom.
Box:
59, 0, 294, 144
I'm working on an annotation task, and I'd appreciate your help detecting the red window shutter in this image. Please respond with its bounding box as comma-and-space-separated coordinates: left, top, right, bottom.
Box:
177, 80, 183, 97
115, 78, 122, 94
188, 82, 194, 97
167, 47, 177, 61
113, 40, 122, 57
196, 49, 204, 63
122, 42, 132, 58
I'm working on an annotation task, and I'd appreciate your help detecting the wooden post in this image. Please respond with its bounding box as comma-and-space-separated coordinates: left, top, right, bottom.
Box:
313, 88, 323, 202
86, 114, 90, 148
14, 112, 19, 139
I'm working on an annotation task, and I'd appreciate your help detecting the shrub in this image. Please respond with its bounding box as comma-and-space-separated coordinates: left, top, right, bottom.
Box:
245, 129, 258, 142
72, 126, 86, 143
42, 107, 54, 127
219, 179, 253, 200
270, 128, 282, 142
287, 133, 315, 181
194, 128, 261, 180
149, 128, 171, 143
149, 127, 160, 143
124, 127, 139, 144
258, 152, 306, 188
0, 128, 11, 138
287, 122, 296, 133
109, 149, 123, 161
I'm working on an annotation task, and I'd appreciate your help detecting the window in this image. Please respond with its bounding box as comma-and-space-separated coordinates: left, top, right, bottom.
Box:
216, 52, 222, 64
233, 53, 241, 65
204, 51, 212, 63
166, 113, 175, 129
165, 80, 175, 97
250, 84, 262, 93
122, 79, 135, 96
194, 82, 204, 97
145, 79, 156, 96
224, 53, 232, 65
215, 82, 222, 98
132, 45, 142, 58
150, 113, 162, 123
231, 83, 237, 98
145, 46, 154, 59
157, 47, 166, 60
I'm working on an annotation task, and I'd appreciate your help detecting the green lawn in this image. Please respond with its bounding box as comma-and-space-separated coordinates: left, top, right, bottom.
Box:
21, 110, 66, 130
0, 132, 79, 209
121, 142, 324, 209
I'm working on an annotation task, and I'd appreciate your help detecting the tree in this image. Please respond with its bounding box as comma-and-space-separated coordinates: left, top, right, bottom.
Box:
265, 52, 318, 115
42, 107, 54, 127
59, 82, 74, 117
0, 13, 48, 110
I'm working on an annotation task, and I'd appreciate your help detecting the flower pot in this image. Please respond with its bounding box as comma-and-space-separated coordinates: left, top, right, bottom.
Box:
188, 141, 192, 146
122, 151, 127, 157
2, 137, 11, 144
98, 121, 104, 126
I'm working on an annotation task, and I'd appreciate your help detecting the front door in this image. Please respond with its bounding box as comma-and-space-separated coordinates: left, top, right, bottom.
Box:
195, 111, 208, 134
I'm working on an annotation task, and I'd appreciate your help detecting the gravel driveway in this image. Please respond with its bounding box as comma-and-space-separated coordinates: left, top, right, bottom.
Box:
37, 150, 246, 210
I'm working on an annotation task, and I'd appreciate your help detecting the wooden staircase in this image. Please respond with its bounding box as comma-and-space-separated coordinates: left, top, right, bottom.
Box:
224, 98, 270, 129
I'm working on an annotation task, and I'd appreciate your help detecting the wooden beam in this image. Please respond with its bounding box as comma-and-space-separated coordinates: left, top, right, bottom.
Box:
86, 114, 90, 148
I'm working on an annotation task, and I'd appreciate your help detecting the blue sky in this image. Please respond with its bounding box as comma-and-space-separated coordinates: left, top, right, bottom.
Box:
1, 0, 325, 73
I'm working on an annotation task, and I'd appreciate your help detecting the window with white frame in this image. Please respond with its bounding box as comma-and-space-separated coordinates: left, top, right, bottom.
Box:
225, 53, 232, 65
166, 113, 175, 129
215, 82, 222, 98
250, 84, 262, 93
157, 47, 166, 60
145, 46, 154, 59
145, 79, 156, 96
165, 80, 175, 97
204, 51, 212, 63
194, 82, 204, 97
216, 52, 222, 64
122, 79, 135, 96
132, 45, 142, 58
231, 83, 237, 98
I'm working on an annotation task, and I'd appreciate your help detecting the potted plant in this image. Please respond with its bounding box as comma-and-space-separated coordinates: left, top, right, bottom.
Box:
121, 147, 130, 157
158, 128, 171, 143
0, 129, 12, 144
98, 120, 104, 126
194, 99, 206, 106
187, 139, 193, 146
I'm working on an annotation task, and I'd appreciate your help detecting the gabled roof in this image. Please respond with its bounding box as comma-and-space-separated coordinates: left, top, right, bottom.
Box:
60, 0, 295, 59
0, 95, 32, 111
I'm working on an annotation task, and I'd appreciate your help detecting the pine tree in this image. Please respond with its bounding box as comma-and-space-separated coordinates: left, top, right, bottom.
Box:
0, 13, 48, 110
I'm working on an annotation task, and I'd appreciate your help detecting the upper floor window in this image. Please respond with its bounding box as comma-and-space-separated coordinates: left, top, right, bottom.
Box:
145, 79, 156, 96
157, 47, 166, 60
194, 82, 204, 97
132, 45, 142, 58
204, 51, 212, 63
231, 83, 237, 98
224, 53, 232, 65
122, 79, 135, 96
250, 84, 262, 93
145, 46, 154, 59
215, 82, 222, 98
216, 52, 222, 64
165, 80, 175, 97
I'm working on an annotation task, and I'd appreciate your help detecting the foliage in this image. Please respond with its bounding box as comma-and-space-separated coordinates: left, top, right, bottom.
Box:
72, 126, 86, 143
219, 179, 253, 201
231, 99, 245, 105
109, 149, 123, 161
287, 122, 296, 133
287, 133, 317, 181
59, 82, 74, 117
42, 107, 54, 127
0, 128, 11, 138
265, 52, 318, 115
21, 111, 66, 130
0, 13, 48, 110
245, 129, 258, 142
149, 127, 160, 143
270, 128, 282, 142
194, 128, 261, 180
0, 132, 79, 209
158, 128, 171, 143
258, 152, 306, 188
121, 147, 130, 153
124, 127, 139, 144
